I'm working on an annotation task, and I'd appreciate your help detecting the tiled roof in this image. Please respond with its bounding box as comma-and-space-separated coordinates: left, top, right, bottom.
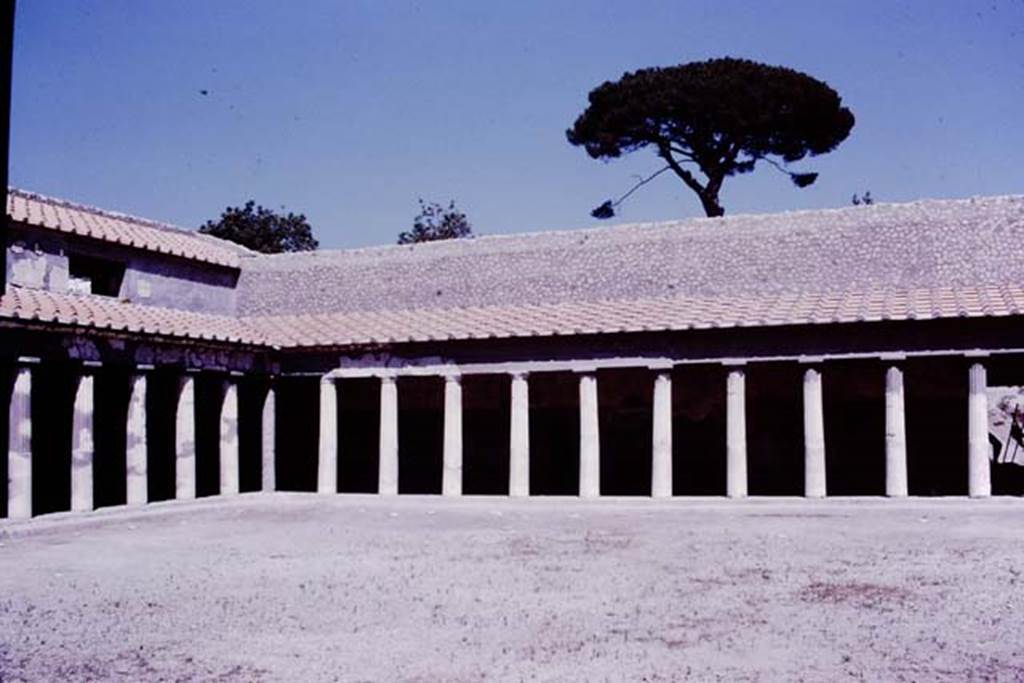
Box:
4, 193, 1024, 350
251, 283, 1024, 348
7, 188, 250, 268
4, 281, 1024, 350
0, 286, 267, 346
237, 195, 1024, 318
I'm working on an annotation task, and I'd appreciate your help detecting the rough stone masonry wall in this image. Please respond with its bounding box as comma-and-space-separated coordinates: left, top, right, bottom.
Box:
235, 196, 1024, 317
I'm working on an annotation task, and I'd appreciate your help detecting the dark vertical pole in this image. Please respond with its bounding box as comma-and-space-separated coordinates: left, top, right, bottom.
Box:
0, 2, 15, 291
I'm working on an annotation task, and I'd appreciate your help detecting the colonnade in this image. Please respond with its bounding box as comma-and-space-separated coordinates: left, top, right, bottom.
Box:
314, 357, 994, 501
4, 359, 274, 519
3, 354, 997, 519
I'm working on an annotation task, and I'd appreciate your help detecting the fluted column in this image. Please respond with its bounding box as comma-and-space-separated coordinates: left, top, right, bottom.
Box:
378, 375, 399, 496
219, 379, 239, 496
70, 365, 97, 513
175, 373, 197, 500
885, 365, 908, 497
651, 370, 673, 498
726, 366, 748, 499
317, 377, 338, 494
578, 371, 600, 498
125, 371, 148, 506
7, 360, 34, 519
442, 373, 463, 497
803, 365, 827, 499
509, 372, 530, 497
261, 383, 276, 492
968, 362, 991, 498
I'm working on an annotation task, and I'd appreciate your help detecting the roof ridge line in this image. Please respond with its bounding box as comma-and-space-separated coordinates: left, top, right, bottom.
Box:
248, 193, 1024, 260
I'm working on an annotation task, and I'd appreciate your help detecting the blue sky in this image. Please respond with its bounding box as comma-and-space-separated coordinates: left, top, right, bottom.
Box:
10, 1, 1024, 248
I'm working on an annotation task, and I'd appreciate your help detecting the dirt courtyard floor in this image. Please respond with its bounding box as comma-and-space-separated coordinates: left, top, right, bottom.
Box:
1, 495, 1023, 682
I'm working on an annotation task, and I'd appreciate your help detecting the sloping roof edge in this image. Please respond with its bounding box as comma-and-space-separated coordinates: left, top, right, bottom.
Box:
6, 188, 251, 268
3, 282, 1023, 350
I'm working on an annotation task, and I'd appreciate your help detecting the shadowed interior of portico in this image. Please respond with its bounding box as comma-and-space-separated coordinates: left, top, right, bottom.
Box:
5, 352, 1024, 521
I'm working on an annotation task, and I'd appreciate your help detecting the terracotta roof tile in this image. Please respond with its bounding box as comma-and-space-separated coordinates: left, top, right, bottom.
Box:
7, 189, 250, 268
230, 284, 1024, 349
5, 192, 1024, 351
0, 286, 267, 345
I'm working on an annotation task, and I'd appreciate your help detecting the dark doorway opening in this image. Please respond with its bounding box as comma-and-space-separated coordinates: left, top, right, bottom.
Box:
529, 372, 579, 495
238, 378, 265, 493
275, 376, 318, 492
463, 374, 510, 495
397, 376, 443, 494
67, 254, 126, 297
338, 377, 380, 493
598, 368, 652, 496
672, 365, 726, 495
195, 374, 224, 497
31, 362, 75, 515
823, 360, 886, 495
146, 368, 178, 502
906, 357, 968, 496
745, 363, 804, 496
94, 367, 130, 509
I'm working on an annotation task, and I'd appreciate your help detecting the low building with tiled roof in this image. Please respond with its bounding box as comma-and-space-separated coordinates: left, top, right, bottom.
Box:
3, 188, 1024, 521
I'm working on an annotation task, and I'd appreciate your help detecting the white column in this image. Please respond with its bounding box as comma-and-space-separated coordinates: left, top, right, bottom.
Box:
219, 380, 239, 496
803, 366, 827, 499
70, 368, 96, 513
726, 367, 748, 499
125, 372, 148, 506
175, 374, 197, 500
968, 362, 991, 498
578, 371, 600, 498
7, 362, 33, 519
885, 365, 908, 498
378, 375, 399, 496
442, 373, 463, 497
651, 370, 673, 498
509, 372, 530, 497
317, 377, 338, 494
261, 384, 276, 492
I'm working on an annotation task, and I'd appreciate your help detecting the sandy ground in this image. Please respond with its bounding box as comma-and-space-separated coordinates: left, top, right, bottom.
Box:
1, 494, 1023, 682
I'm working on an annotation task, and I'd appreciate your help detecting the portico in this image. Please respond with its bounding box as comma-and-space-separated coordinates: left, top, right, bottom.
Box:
3, 190, 1023, 520
296, 349, 1000, 502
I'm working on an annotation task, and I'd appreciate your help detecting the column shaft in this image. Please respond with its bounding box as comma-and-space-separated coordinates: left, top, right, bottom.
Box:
175, 375, 196, 500
885, 366, 908, 497
509, 373, 530, 497
651, 371, 673, 498
261, 385, 276, 492
7, 365, 32, 519
578, 372, 600, 498
968, 362, 991, 498
442, 375, 463, 497
726, 368, 748, 498
125, 373, 148, 506
378, 376, 399, 496
70, 372, 95, 513
220, 381, 239, 496
317, 378, 338, 494
803, 367, 827, 499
